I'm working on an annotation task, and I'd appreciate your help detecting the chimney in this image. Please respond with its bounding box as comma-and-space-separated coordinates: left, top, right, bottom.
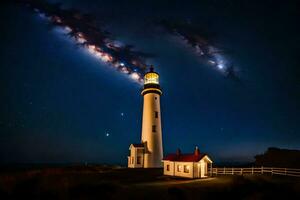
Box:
176, 148, 181, 156
194, 146, 200, 156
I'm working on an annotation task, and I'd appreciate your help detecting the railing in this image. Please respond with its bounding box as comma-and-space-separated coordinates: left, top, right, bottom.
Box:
209, 167, 300, 177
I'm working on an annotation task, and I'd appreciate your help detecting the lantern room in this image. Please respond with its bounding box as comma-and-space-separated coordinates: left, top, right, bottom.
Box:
144, 66, 159, 85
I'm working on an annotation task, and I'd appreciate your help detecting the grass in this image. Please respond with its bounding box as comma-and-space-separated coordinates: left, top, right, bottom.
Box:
0, 165, 299, 199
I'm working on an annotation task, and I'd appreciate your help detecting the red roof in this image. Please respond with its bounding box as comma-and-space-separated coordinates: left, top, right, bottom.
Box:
163, 153, 207, 162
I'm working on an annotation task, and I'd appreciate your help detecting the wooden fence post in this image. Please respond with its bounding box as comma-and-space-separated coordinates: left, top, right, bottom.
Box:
232, 168, 234, 175
271, 168, 273, 176
252, 167, 254, 175
224, 167, 225, 175
240, 168, 243, 175
261, 166, 263, 174
285, 168, 287, 175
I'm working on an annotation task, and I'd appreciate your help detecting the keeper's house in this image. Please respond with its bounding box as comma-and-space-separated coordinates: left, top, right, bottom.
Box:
162, 147, 213, 178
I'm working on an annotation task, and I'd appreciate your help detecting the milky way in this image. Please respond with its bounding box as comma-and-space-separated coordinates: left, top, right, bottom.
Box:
17, 0, 155, 83
158, 19, 241, 82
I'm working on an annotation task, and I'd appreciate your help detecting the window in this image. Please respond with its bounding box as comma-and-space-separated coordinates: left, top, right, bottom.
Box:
137, 156, 141, 164
137, 149, 144, 154
184, 165, 190, 173
152, 125, 156, 132
131, 157, 134, 164
166, 165, 170, 171
155, 111, 158, 118
154, 97, 157, 100
177, 165, 182, 172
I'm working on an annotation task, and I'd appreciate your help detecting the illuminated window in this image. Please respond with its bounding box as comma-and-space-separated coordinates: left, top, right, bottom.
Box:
184, 165, 190, 173
155, 111, 158, 118
152, 125, 156, 132
166, 165, 170, 171
144, 72, 159, 84
177, 165, 182, 172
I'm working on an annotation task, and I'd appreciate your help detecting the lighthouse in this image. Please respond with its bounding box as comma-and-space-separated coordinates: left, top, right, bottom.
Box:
128, 66, 163, 168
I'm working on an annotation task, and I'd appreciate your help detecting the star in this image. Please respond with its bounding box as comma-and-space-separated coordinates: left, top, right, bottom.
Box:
120, 112, 124, 117
106, 132, 110, 137
217, 64, 224, 70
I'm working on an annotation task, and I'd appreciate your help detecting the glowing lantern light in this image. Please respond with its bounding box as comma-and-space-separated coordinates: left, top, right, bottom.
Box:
144, 72, 159, 85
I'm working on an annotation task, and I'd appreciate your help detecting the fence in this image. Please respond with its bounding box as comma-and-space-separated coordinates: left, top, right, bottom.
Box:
209, 167, 300, 178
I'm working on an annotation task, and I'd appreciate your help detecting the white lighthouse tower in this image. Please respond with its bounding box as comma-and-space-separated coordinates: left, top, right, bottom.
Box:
128, 66, 163, 168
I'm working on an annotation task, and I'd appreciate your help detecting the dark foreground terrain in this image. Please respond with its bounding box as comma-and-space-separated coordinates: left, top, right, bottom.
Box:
0, 165, 299, 199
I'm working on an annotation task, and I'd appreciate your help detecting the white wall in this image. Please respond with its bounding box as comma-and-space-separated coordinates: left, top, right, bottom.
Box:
128, 147, 144, 168
163, 156, 213, 178
163, 161, 194, 178
163, 161, 175, 176
141, 93, 163, 168
200, 160, 206, 177
174, 162, 194, 178
201, 156, 213, 177
193, 162, 200, 178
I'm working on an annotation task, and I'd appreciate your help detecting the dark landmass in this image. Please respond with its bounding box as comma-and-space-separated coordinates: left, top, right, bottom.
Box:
255, 147, 300, 168
0, 165, 299, 200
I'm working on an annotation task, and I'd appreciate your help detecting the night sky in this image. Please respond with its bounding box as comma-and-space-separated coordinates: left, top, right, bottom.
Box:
1, 0, 299, 165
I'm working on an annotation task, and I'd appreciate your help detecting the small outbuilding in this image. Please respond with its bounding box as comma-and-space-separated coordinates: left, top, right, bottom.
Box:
162, 147, 213, 178
128, 143, 145, 168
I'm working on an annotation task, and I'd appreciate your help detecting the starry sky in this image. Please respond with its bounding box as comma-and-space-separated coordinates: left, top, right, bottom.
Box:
0, 0, 299, 165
